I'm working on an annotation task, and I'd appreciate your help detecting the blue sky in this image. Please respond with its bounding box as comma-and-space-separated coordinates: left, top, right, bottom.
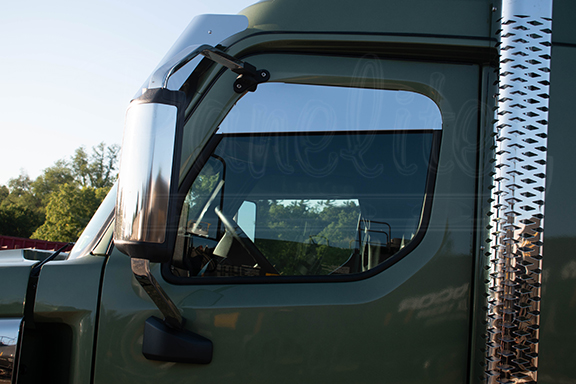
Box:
0, 0, 256, 185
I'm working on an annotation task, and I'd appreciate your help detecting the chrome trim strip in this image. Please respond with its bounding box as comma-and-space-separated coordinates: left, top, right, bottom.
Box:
0, 318, 23, 384
131, 259, 183, 329
486, 1, 553, 383
149, 44, 209, 89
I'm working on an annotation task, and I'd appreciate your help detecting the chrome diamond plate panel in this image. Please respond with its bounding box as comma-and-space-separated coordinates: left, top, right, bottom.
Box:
485, 1, 553, 383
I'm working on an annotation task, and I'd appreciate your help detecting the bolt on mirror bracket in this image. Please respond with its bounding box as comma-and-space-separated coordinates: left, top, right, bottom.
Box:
198, 46, 270, 93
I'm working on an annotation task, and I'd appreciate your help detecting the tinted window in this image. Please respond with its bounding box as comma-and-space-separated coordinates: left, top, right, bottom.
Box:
171, 83, 440, 278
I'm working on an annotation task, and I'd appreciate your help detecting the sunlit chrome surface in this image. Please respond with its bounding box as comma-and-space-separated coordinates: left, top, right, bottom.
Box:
116, 103, 177, 244
0, 318, 22, 384
486, 0, 552, 383
142, 14, 248, 93
131, 259, 183, 329
149, 44, 208, 90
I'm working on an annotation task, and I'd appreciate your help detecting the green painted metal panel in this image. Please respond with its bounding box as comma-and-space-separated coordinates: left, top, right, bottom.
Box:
16, 255, 106, 384
0, 250, 38, 317
95, 50, 480, 383
240, 0, 493, 40
552, 0, 576, 45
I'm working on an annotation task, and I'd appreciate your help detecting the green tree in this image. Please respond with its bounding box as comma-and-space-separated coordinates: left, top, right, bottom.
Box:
0, 172, 45, 237
0, 185, 9, 202
31, 184, 109, 242
4, 173, 41, 209
317, 200, 359, 247
72, 142, 120, 189
0, 142, 119, 240
0, 204, 44, 238
31, 159, 75, 205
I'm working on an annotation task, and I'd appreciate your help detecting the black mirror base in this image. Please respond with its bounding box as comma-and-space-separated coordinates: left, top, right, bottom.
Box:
142, 316, 213, 364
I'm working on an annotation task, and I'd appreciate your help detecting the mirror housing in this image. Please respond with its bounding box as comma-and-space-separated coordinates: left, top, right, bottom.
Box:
115, 88, 186, 262
113, 15, 261, 262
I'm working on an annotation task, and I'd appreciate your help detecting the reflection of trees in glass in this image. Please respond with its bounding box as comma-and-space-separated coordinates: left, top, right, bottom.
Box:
184, 158, 224, 238
185, 173, 221, 221
254, 199, 360, 275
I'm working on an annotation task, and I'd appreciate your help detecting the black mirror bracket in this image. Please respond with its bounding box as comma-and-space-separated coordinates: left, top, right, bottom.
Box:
199, 46, 270, 93
233, 68, 270, 93
131, 258, 184, 329
132, 258, 213, 364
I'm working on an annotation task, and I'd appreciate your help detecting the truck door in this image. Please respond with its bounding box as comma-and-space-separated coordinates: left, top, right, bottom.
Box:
94, 51, 483, 383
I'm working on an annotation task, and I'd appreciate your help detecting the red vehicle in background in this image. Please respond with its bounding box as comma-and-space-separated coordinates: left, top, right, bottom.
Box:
0, 235, 72, 252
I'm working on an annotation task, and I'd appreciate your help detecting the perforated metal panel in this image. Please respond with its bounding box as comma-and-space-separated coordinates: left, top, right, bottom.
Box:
485, 1, 553, 383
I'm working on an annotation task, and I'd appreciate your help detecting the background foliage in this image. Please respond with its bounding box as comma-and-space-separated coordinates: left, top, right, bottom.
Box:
0, 142, 119, 242
255, 200, 360, 275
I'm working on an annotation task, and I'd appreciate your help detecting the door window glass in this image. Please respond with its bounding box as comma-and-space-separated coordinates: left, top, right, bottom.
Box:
171, 82, 441, 278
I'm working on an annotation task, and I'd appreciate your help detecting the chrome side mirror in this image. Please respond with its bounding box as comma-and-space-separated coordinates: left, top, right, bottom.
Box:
115, 88, 186, 262
114, 14, 250, 263
115, 48, 268, 262
113, 15, 252, 365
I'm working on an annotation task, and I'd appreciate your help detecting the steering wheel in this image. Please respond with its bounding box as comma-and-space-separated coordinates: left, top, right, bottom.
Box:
214, 207, 278, 275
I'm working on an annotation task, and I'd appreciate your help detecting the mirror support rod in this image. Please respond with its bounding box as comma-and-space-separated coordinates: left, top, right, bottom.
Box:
131, 258, 184, 330
150, 44, 269, 93
132, 259, 214, 364
199, 46, 270, 93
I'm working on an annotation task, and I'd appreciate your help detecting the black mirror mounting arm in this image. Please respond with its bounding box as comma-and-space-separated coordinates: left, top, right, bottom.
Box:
131, 258, 184, 329
120, 43, 266, 366
132, 258, 213, 364
149, 44, 270, 93
119, 41, 270, 365
199, 46, 270, 93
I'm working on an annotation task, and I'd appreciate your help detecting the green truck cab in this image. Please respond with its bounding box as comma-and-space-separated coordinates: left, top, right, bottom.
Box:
1, 0, 575, 383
